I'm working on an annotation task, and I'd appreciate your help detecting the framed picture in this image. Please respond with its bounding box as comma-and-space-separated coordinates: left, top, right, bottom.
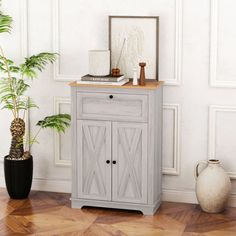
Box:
109, 16, 159, 80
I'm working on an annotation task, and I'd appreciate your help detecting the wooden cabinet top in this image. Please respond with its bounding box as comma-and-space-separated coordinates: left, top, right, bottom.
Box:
69, 79, 164, 90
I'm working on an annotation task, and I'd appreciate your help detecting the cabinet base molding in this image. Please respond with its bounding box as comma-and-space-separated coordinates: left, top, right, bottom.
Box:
71, 198, 161, 215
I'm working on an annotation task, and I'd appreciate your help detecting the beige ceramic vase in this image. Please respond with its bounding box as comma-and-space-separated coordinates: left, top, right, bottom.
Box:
195, 159, 231, 213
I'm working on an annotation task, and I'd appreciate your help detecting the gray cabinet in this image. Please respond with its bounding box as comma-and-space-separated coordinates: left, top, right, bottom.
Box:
70, 81, 163, 215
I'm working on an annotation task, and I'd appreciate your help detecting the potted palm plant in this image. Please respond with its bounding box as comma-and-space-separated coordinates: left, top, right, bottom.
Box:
0, 6, 70, 199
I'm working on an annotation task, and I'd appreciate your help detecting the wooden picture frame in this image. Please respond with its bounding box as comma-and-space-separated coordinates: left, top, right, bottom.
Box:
109, 16, 159, 80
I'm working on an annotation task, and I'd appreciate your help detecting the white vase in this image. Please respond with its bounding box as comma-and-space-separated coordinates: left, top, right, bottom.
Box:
195, 159, 231, 213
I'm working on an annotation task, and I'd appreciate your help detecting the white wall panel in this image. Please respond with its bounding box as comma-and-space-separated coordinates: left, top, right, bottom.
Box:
0, 111, 12, 160
26, 0, 71, 182
210, 0, 236, 87
162, 104, 180, 175
1, 0, 28, 60
54, 97, 71, 167
53, 0, 182, 85
209, 105, 236, 178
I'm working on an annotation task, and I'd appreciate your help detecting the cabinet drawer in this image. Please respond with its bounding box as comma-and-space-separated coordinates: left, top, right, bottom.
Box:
77, 92, 148, 122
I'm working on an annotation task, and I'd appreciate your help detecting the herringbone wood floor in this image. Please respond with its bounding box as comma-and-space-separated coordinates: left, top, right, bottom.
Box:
0, 188, 236, 235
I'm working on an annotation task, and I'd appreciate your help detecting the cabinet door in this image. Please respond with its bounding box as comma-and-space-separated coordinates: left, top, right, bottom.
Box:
77, 120, 111, 201
112, 122, 148, 204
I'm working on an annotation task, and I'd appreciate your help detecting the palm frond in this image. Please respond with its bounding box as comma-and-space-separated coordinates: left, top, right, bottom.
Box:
15, 79, 30, 97
19, 135, 39, 147
20, 53, 58, 79
0, 11, 12, 34
36, 114, 71, 133
17, 97, 38, 111
0, 61, 7, 72
1, 103, 14, 110
0, 55, 17, 73
9, 66, 20, 73
26, 97, 38, 109
0, 77, 31, 112
0, 77, 14, 110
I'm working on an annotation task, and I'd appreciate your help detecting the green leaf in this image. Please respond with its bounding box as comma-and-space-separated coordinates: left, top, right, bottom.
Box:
36, 114, 71, 133
15, 79, 30, 97
1, 103, 14, 110
9, 66, 20, 73
17, 97, 38, 111
0, 56, 18, 74
27, 97, 38, 109
20, 53, 58, 79
0, 11, 12, 34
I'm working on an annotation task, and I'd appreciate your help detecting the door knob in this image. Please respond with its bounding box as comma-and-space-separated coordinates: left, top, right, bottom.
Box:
106, 160, 110, 164
109, 95, 113, 99
112, 160, 117, 165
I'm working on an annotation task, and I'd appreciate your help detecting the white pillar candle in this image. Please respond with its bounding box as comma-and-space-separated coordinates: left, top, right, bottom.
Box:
89, 50, 110, 76
133, 68, 138, 85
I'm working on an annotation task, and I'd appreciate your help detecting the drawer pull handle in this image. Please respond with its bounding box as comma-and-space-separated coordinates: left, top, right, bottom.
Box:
109, 95, 113, 99
112, 160, 117, 165
106, 160, 110, 164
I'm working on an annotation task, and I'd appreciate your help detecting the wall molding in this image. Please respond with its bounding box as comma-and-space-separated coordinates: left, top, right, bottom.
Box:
162, 103, 180, 175
209, 0, 236, 88
52, 0, 182, 84
162, 189, 197, 204
20, 0, 29, 57
163, 0, 182, 86
32, 178, 71, 193
0, 177, 71, 193
208, 105, 236, 178
54, 99, 181, 172
54, 97, 71, 167
163, 189, 236, 207
209, 0, 218, 87
52, 0, 80, 82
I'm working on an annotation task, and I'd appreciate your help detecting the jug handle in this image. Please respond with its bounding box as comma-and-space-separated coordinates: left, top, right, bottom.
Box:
194, 160, 207, 180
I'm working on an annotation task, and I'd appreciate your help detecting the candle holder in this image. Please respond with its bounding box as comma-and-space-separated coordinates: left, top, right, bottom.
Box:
139, 62, 146, 86
111, 68, 120, 77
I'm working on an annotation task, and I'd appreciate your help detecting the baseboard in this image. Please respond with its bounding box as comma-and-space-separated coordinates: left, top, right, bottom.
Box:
0, 177, 5, 188
0, 177, 236, 208
228, 194, 236, 207
163, 189, 236, 207
31, 178, 71, 193
0, 176, 71, 193
162, 189, 198, 204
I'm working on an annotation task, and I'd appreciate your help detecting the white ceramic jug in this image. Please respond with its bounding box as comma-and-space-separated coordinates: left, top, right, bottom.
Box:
195, 159, 231, 213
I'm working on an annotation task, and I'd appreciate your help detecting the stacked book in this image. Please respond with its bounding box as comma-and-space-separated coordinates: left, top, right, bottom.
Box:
77, 74, 129, 86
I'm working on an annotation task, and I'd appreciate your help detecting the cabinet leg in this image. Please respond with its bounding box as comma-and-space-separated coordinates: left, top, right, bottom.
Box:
140, 208, 156, 215
71, 200, 83, 209
140, 202, 161, 215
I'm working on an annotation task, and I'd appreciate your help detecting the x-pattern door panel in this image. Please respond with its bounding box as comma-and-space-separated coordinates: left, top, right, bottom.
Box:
77, 120, 111, 200
112, 122, 148, 204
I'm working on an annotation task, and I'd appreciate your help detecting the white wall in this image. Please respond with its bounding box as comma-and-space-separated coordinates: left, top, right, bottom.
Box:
1, 0, 236, 205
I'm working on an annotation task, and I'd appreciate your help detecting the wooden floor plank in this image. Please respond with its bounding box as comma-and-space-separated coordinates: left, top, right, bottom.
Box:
0, 188, 235, 236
